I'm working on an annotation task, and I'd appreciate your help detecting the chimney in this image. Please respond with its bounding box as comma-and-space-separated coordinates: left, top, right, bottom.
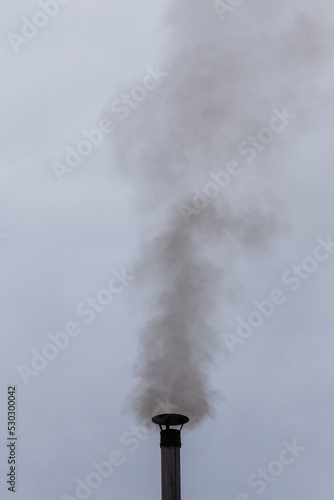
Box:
152, 413, 189, 500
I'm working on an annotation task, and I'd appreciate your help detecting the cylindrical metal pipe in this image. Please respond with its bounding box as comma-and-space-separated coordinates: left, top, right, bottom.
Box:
152, 414, 189, 500
160, 430, 181, 500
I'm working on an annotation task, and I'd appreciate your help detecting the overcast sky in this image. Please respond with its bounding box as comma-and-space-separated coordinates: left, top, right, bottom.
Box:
1, 1, 334, 500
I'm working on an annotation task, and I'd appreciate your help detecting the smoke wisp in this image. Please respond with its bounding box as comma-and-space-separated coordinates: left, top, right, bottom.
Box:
111, 0, 334, 426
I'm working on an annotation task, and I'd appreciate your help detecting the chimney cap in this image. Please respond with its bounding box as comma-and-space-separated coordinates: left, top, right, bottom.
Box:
152, 413, 189, 429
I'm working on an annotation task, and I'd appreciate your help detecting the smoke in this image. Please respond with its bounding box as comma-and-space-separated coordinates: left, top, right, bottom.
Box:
111, 0, 334, 426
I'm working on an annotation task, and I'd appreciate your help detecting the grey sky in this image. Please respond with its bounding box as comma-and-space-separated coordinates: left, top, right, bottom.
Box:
1, 1, 334, 499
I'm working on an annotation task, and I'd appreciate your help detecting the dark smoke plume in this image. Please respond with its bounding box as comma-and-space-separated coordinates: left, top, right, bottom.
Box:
111, 0, 334, 426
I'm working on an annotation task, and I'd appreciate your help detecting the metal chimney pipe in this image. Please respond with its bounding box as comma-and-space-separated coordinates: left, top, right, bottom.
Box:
152, 413, 189, 500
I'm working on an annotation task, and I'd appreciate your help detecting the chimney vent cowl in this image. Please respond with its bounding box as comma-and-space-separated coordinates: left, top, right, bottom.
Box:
152, 413, 189, 500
